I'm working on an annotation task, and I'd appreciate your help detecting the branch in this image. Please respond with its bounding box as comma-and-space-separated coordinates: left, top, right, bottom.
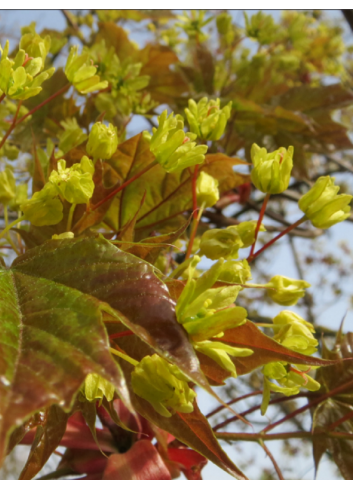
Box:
216, 431, 353, 442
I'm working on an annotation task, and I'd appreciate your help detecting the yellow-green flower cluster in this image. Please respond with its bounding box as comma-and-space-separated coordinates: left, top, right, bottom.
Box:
265, 275, 310, 306
131, 354, 196, 417
199, 221, 266, 260
299, 176, 352, 229
185, 97, 232, 141
86, 122, 118, 161
251, 143, 293, 194
65, 45, 108, 94
21, 155, 95, 226
143, 110, 208, 173
0, 38, 55, 101
196, 171, 219, 208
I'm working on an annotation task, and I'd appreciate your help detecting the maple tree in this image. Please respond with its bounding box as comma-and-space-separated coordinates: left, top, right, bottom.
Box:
0, 9, 353, 480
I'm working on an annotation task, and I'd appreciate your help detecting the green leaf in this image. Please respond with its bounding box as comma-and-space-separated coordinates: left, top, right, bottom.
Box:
0, 249, 130, 463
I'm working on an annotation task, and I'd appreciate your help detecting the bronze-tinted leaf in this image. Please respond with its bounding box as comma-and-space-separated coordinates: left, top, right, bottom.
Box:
0, 244, 130, 464
11, 236, 214, 400
118, 359, 247, 480
19, 405, 69, 480
103, 440, 171, 480
221, 321, 338, 375
203, 154, 251, 194
312, 399, 353, 480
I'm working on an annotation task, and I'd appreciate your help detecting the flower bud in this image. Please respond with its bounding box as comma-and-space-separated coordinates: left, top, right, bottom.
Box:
49, 157, 94, 204
84, 373, 115, 402
0, 167, 16, 205
199, 226, 243, 260
21, 182, 63, 226
217, 259, 252, 284
176, 257, 247, 341
65, 46, 108, 94
261, 361, 320, 415
265, 275, 310, 306
236, 220, 266, 248
143, 110, 208, 173
272, 310, 318, 355
131, 354, 196, 417
185, 97, 232, 141
250, 144, 293, 194
196, 171, 219, 208
298, 176, 352, 229
86, 122, 118, 160
216, 13, 232, 35
194, 340, 252, 378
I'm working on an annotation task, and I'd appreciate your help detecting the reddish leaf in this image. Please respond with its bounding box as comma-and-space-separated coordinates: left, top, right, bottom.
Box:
19, 405, 69, 480
221, 321, 338, 375
139, 44, 189, 104
118, 357, 247, 480
96, 22, 138, 62
0, 246, 129, 464
11, 236, 214, 399
107, 133, 193, 239
103, 440, 171, 480
203, 154, 251, 194
316, 332, 353, 400
167, 447, 207, 480
312, 399, 353, 480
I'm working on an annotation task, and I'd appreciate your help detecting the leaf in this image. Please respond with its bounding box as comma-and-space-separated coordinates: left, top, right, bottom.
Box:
19, 405, 69, 480
139, 44, 189, 104
103, 440, 171, 480
316, 332, 353, 402
13, 69, 77, 153
96, 22, 138, 62
276, 83, 353, 113
312, 399, 353, 480
203, 154, 251, 194
116, 192, 146, 250
107, 133, 193, 238
10, 236, 215, 402
219, 321, 338, 376
167, 447, 207, 480
0, 243, 131, 464
118, 359, 247, 480
125, 220, 189, 264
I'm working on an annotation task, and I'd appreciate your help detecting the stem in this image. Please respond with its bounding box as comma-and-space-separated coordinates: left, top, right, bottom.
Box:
109, 331, 134, 340
216, 431, 353, 442
0, 84, 70, 152
0, 101, 23, 152
206, 390, 263, 418
262, 378, 353, 434
0, 216, 24, 241
109, 347, 138, 366
15, 83, 70, 127
3, 206, 19, 254
248, 216, 307, 263
248, 193, 270, 259
185, 201, 205, 260
261, 442, 285, 480
66, 203, 77, 232
0, 93, 5, 104
90, 161, 158, 212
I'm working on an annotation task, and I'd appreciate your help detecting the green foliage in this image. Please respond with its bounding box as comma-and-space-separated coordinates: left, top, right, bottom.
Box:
0, 9, 353, 481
